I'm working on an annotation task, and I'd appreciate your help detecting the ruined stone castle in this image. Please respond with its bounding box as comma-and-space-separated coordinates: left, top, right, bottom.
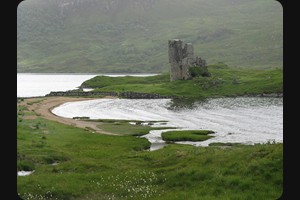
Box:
168, 39, 209, 81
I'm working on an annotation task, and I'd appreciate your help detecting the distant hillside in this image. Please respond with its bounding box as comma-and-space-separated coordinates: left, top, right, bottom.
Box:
17, 0, 283, 73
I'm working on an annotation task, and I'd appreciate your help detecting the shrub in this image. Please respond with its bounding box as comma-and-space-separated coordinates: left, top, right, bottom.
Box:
189, 66, 211, 78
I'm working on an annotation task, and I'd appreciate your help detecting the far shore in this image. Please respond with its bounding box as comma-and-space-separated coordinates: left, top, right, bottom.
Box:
18, 96, 120, 135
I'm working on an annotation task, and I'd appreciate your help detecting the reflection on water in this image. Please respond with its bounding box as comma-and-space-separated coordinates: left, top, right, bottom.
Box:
194, 97, 283, 109
52, 97, 283, 150
168, 97, 283, 111
166, 98, 206, 111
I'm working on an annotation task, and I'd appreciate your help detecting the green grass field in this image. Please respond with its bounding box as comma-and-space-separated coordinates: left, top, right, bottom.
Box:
17, 100, 283, 200
81, 65, 283, 98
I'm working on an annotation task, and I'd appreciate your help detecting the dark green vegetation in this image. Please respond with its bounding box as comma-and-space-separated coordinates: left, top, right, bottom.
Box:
17, 99, 283, 200
209, 142, 243, 147
81, 65, 283, 98
188, 66, 211, 78
162, 130, 214, 142
17, 0, 282, 73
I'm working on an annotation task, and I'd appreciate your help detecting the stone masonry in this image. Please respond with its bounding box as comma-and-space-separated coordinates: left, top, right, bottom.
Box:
168, 39, 208, 81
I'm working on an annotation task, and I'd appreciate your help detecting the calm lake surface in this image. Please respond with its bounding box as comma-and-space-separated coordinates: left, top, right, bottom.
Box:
17, 73, 157, 97
52, 97, 283, 150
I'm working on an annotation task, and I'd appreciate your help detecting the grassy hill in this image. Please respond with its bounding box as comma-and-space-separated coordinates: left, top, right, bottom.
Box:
17, 0, 283, 73
81, 65, 283, 98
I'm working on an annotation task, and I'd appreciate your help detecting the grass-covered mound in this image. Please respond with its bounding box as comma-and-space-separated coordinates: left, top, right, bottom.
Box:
162, 130, 215, 142
81, 65, 283, 98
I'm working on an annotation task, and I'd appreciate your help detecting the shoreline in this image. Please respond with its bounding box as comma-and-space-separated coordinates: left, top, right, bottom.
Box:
19, 96, 120, 135
18, 93, 283, 137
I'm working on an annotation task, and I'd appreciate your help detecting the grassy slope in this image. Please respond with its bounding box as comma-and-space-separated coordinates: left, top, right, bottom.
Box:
17, 0, 282, 73
81, 65, 283, 98
17, 103, 283, 200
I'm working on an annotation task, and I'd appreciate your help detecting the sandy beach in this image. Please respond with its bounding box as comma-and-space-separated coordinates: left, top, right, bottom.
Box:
19, 96, 119, 135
